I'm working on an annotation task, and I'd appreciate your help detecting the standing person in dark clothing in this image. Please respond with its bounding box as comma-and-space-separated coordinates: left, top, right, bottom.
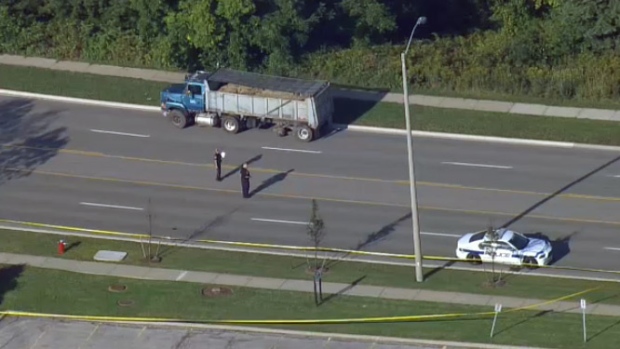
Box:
240, 163, 251, 198
214, 149, 222, 181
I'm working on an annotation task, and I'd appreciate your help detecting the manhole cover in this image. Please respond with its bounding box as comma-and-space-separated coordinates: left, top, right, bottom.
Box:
117, 300, 135, 307
108, 284, 127, 293
202, 286, 234, 298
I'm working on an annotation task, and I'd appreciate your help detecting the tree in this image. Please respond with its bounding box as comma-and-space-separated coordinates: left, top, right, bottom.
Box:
306, 198, 327, 305
340, 0, 396, 46
306, 198, 327, 272
139, 198, 162, 263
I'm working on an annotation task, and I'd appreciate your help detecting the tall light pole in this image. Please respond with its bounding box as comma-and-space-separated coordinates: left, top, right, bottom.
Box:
401, 16, 427, 282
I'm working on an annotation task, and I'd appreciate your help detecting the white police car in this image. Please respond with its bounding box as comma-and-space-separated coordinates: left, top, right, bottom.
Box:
455, 228, 553, 268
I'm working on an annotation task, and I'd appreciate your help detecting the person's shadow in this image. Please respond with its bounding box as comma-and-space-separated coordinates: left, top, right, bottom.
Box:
221, 154, 262, 181
251, 169, 294, 197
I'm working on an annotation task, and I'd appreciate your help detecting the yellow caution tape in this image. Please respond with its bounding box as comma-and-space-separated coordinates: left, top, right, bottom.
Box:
0, 287, 599, 325
3, 219, 620, 275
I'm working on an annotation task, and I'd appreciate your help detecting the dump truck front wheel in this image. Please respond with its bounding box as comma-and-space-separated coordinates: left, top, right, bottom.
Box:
170, 110, 189, 129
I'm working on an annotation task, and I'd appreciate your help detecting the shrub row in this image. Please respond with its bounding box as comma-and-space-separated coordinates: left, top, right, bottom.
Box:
294, 34, 620, 104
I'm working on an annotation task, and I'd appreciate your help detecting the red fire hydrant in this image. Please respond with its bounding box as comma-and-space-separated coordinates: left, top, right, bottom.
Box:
58, 240, 67, 255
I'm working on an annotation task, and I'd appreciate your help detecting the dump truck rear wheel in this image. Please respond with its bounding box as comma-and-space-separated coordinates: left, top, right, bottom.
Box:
170, 110, 188, 129
295, 125, 313, 142
222, 116, 240, 134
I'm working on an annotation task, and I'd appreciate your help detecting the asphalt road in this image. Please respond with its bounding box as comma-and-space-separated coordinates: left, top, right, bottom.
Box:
2, 96, 620, 273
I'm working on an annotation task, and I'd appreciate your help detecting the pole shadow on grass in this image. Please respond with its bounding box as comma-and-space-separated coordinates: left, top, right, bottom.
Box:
325, 212, 411, 269
493, 309, 553, 337
588, 318, 620, 342
500, 155, 620, 230
0, 99, 68, 186
0, 264, 25, 306
424, 260, 457, 279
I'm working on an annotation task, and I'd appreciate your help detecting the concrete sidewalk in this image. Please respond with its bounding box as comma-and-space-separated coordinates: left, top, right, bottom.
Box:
1, 252, 618, 317
1, 54, 619, 122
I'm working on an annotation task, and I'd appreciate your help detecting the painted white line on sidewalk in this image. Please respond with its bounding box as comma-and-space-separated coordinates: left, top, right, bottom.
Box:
261, 147, 322, 154
90, 129, 151, 138
176, 271, 188, 281
251, 218, 308, 225
80, 202, 144, 211
441, 161, 513, 169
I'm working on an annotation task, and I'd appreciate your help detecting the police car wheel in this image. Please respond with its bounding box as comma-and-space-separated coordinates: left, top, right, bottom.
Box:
524, 257, 539, 269
466, 253, 482, 265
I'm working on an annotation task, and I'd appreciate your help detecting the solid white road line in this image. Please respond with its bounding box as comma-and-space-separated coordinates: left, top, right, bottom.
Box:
90, 129, 151, 138
261, 146, 322, 154
80, 202, 144, 211
607, 175, 620, 178
251, 218, 308, 225
176, 271, 188, 281
603, 247, 620, 251
252, 218, 459, 237
441, 161, 513, 169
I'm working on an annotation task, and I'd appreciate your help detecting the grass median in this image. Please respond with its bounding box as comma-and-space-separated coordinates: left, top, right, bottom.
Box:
2, 64, 620, 146
2, 229, 620, 305
0, 264, 617, 349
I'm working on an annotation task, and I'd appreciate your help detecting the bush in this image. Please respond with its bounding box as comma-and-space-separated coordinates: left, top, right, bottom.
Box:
1, 1, 619, 104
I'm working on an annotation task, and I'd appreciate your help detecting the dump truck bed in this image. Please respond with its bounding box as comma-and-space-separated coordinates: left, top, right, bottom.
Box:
201, 69, 333, 128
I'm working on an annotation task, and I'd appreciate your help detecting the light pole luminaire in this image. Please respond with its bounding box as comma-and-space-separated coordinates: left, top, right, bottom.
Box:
401, 16, 426, 283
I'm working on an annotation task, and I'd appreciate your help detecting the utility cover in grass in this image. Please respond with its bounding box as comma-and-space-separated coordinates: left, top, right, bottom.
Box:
94, 250, 127, 262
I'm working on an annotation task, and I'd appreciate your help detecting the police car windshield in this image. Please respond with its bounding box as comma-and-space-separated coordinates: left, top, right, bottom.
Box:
509, 234, 529, 250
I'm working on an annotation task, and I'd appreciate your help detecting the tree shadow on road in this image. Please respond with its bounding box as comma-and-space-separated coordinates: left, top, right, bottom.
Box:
0, 264, 25, 306
0, 99, 68, 185
158, 207, 241, 258
500, 155, 620, 229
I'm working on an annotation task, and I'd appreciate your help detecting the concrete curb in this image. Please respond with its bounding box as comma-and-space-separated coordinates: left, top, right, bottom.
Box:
2, 88, 620, 151
337, 124, 577, 148
0, 89, 159, 112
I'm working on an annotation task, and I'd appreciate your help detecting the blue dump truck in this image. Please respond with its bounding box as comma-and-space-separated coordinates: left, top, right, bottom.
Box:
160, 68, 334, 142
